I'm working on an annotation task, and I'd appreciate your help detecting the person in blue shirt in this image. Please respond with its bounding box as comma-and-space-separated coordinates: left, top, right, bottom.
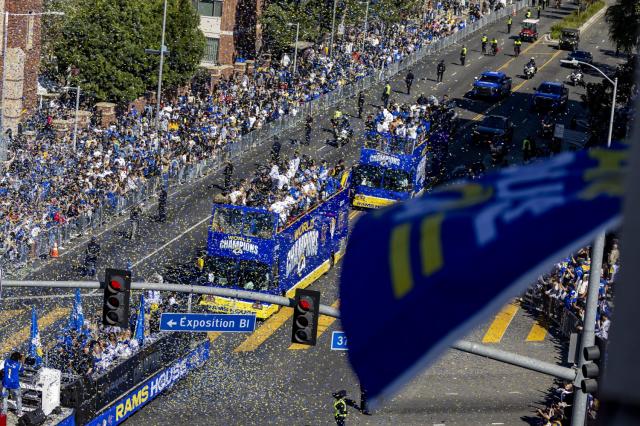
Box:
2, 352, 25, 417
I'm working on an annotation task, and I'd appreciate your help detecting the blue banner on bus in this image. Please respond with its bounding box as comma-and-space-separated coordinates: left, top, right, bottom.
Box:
85, 340, 210, 426
340, 146, 626, 407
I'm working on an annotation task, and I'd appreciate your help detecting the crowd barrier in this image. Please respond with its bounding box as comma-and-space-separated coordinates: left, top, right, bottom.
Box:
524, 287, 583, 338
1, 2, 527, 272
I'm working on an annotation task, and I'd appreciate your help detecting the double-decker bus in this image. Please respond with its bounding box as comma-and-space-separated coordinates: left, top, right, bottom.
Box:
350, 127, 437, 209
199, 187, 350, 319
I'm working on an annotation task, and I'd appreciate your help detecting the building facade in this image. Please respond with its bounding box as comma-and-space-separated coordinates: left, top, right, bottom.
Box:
192, 0, 263, 68
0, 0, 43, 132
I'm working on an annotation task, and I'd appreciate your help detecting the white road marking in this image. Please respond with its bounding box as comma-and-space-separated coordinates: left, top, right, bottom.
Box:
451, 72, 457, 76
133, 215, 212, 268
492, 423, 505, 425
434, 424, 446, 426
445, 392, 458, 395
318, 145, 328, 151
508, 391, 522, 394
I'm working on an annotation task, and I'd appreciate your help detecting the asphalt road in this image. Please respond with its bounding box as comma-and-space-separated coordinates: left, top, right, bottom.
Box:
0, 3, 626, 425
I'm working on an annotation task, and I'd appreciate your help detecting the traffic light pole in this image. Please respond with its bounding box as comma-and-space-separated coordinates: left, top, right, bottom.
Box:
570, 233, 605, 426
3, 278, 576, 381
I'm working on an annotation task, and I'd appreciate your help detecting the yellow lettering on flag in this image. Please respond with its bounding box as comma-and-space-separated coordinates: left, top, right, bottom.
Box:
421, 213, 444, 277
390, 224, 413, 299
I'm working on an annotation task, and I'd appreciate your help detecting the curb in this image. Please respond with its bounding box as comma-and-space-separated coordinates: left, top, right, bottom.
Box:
578, 3, 608, 33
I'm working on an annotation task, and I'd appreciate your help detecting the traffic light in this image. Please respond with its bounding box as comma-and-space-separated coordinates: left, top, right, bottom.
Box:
291, 289, 320, 346
102, 268, 131, 328
581, 345, 601, 393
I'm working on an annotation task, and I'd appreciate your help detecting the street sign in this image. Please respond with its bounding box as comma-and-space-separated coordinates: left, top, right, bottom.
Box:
160, 313, 256, 333
331, 331, 348, 351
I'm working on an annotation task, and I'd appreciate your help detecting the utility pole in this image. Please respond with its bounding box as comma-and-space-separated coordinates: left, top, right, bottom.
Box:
155, 0, 168, 134
361, 0, 370, 52
287, 22, 300, 75
73, 86, 80, 151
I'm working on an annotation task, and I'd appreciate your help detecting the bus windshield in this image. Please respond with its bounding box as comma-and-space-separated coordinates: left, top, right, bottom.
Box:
207, 258, 273, 291
354, 165, 412, 193
212, 207, 275, 239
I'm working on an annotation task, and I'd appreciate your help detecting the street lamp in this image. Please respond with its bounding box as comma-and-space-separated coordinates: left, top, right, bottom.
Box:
360, 1, 370, 52
560, 58, 618, 426
0, 10, 65, 161
61, 86, 81, 152
560, 58, 618, 147
286, 22, 300, 75
330, 0, 338, 58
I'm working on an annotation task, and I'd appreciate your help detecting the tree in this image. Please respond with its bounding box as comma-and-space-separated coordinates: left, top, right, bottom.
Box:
260, 0, 422, 56
605, 0, 640, 54
43, 0, 204, 104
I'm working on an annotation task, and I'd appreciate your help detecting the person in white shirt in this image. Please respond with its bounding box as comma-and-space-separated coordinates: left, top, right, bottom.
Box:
596, 314, 610, 339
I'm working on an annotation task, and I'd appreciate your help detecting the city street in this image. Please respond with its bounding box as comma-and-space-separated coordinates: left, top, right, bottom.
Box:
0, 2, 627, 425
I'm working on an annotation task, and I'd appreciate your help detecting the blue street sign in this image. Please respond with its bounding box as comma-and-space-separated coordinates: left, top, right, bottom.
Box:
331, 331, 348, 351
160, 313, 256, 333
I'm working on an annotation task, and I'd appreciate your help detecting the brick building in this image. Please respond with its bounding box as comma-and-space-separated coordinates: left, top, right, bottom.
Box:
191, 0, 263, 77
0, 0, 43, 133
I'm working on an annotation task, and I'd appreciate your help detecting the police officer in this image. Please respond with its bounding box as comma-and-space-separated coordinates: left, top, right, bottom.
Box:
491, 37, 499, 55
357, 91, 365, 119
223, 161, 234, 192
2, 352, 25, 417
405, 71, 415, 95
158, 188, 167, 222
381, 82, 391, 108
481, 34, 488, 54
436, 60, 446, 82
537, 4, 542, 17
271, 136, 281, 163
507, 16, 512, 33
514, 37, 522, 56
85, 236, 100, 278
526, 8, 532, 18
460, 45, 467, 65
522, 135, 535, 161
304, 114, 313, 144
129, 205, 142, 240
332, 390, 357, 425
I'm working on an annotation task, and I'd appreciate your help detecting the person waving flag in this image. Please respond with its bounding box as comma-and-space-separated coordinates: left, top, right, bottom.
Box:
134, 294, 145, 347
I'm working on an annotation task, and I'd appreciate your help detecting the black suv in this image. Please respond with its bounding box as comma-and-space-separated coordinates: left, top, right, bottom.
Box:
472, 115, 514, 144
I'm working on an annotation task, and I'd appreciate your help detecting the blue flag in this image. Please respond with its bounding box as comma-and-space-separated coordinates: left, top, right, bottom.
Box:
340, 146, 626, 407
134, 294, 145, 346
29, 307, 43, 367
68, 288, 85, 332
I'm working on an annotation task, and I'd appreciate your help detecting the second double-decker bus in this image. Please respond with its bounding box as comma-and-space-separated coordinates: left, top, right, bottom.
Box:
199, 186, 350, 319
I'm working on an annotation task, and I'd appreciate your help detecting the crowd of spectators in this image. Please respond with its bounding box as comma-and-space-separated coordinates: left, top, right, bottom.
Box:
219, 154, 348, 228
529, 240, 619, 425
49, 290, 179, 378
0, 5, 473, 268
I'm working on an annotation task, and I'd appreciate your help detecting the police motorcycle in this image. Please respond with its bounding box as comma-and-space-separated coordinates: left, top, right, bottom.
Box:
523, 58, 537, 80
568, 68, 584, 87
335, 117, 353, 146
540, 114, 555, 139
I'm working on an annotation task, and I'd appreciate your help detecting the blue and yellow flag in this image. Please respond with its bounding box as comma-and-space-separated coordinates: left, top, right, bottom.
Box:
134, 294, 145, 346
340, 146, 626, 407
68, 288, 85, 332
29, 307, 43, 367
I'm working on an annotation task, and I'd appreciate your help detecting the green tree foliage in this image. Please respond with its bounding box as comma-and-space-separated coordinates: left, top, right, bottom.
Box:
261, 0, 422, 56
605, 0, 640, 54
44, 0, 204, 104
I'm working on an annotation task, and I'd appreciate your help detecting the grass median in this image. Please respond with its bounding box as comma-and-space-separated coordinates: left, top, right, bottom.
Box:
550, 0, 606, 39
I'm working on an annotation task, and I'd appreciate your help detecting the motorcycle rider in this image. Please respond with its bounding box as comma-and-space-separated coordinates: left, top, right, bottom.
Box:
570, 66, 583, 85
481, 34, 488, 54
526, 57, 537, 72
491, 38, 499, 55
514, 37, 522, 56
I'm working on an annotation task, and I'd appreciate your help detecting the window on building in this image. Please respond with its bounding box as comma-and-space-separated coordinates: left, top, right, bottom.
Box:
192, 0, 223, 17
203, 37, 219, 64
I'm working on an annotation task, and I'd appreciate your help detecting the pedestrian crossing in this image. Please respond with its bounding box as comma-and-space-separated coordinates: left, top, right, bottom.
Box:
0, 297, 548, 360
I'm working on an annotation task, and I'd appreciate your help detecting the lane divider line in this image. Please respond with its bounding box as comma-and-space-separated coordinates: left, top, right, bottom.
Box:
0, 307, 70, 355
482, 302, 519, 343
526, 320, 548, 342
234, 307, 293, 352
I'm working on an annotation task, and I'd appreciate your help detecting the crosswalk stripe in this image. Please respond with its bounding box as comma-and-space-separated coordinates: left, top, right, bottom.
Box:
289, 300, 340, 350
208, 332, 222, 343
482, 303, 519, 343
0, 307, 70, 355
234, 307, 293, 352
526, 320, 548, 342
0, 309, 25, 324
